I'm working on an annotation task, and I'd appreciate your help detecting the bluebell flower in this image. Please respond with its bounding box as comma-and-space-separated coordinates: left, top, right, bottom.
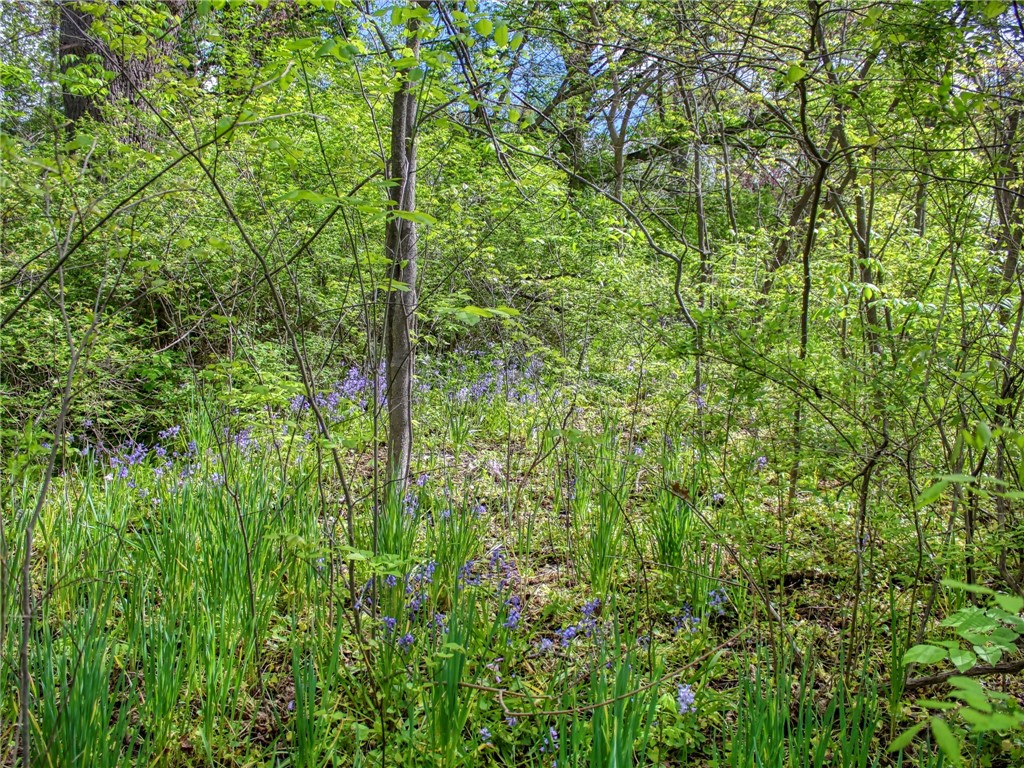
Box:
419, 560, 437, 583
479, 727, 491, 742
385, 574, 398, 588
708, 588, 727, 616
458, 560, 481, 586
382, 616, 397, 633
540, 726, 559, 753
677, 683, 696, 714
158, 425, 181, 440
558, 625, 577, 646
397, 632, 414, 651
408, 592, 426, 617
233, 429, 257, 454
673, 603, 701, 633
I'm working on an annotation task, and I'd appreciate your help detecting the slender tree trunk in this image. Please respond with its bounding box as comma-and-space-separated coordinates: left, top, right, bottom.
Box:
383, 10, 422, 493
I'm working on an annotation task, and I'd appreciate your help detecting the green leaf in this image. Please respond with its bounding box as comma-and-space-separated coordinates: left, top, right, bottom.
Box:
983, 1, 1008, 19
940, 579, 994, 595
510, 31, 525, 50
917, 479, 950, 508
948, 648, 977, 672
973, 644, 1002, 664
784, 63, 808, 84
902, 644, 948, 665
930, 717, 961, 765
888, 722, 926, 751
960, 707, 1020, 731
994, 594, 1024, 614
495, 24, 509, 47
948, 675, 984, 694
284, 38, 316, 51
392, 210, 436, 225
474, 19, 493, 36
275, 189, 346, 206
917, 698, 957, 710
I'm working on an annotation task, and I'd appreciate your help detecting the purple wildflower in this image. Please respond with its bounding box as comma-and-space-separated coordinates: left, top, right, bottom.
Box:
459, 560, 481, 586
504, 595, 521, 629
541, 727, 559, 753
677, 684, 696, 714
708, 588, 727, 616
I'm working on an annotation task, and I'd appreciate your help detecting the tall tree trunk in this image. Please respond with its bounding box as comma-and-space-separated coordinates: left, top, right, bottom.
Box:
384, 10, 422, 493
58, 0, 101, 126
57, 0, 183, 141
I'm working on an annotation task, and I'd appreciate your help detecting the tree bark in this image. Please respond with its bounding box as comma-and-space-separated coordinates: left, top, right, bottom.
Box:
57, 0, 184, 141
383, 8, 423, 493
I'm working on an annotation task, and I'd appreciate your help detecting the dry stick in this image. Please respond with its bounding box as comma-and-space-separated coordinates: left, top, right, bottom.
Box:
666, 484, 805, 671
903, 659, 1024, 691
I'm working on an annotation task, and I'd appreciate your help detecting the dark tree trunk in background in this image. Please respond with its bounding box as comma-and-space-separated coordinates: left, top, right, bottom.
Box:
995, 111, 1021, 284
57, 0, 183, 139
58, 0, 101, 125
383, 10, 423, 493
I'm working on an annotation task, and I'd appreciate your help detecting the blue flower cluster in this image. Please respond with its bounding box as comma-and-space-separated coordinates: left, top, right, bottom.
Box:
289, 364, 387, 419
537, 598, 603, 651
677, 683, 696, 714
449, 355, 543, 405
672, 603, 701, 634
